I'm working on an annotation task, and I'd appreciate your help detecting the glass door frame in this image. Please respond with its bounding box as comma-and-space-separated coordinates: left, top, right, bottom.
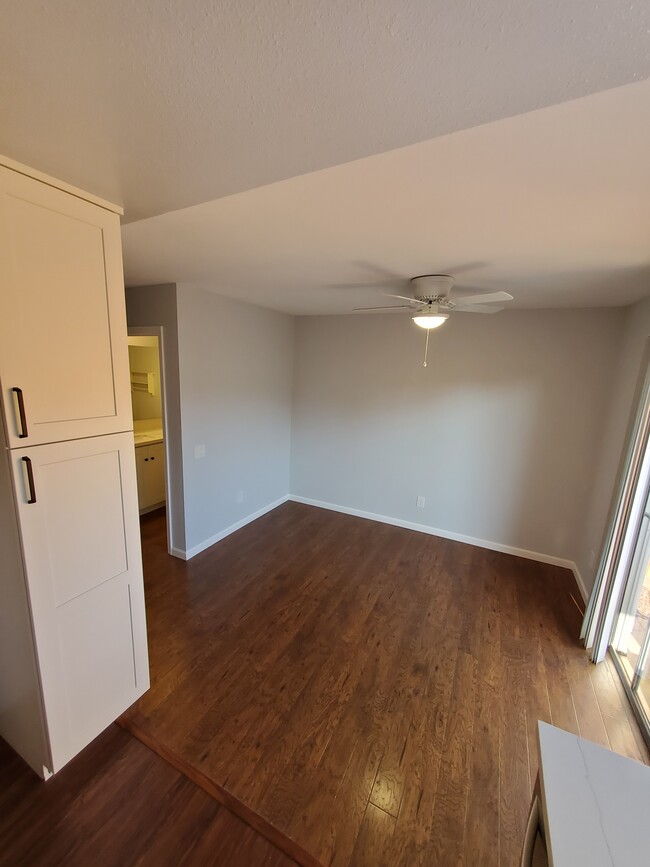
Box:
610, 651, 650, 747
583, 342, 650, 747
610, 493, 650, 742
582, 344, 650, 660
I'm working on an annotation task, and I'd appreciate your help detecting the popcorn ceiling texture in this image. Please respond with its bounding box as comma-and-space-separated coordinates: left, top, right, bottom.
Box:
2, 0, 650, 220
121, 81, 650, 313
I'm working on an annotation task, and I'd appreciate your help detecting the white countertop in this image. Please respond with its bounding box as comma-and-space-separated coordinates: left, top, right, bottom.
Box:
133, 418, 163, 447
134, 431, 163, 446
539, 720, 650, 866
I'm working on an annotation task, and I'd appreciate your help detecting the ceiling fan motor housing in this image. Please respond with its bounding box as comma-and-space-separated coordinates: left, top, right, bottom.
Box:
410, 274, 455, 302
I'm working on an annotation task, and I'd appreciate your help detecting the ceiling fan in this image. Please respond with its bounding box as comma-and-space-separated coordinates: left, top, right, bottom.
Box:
354, 274, 513, 324
353, 274, 514, 366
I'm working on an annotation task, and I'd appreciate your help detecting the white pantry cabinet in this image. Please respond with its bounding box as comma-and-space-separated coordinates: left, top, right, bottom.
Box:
0, 156, 149, 778
0, 163, 132, 448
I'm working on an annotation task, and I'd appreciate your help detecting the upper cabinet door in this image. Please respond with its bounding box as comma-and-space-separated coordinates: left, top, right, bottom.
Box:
0, 165, 132, 448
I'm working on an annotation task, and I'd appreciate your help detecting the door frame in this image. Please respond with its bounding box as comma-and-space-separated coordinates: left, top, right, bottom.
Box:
582, 344, 650, 661
128, 326, 173, 556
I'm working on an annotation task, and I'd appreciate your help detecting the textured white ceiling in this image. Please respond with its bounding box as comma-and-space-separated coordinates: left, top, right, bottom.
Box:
122, 80, 650, 313
2, 1, 650, 220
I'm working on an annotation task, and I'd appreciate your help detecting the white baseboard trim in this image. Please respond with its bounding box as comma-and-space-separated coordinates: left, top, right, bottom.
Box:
170, 493, 590, 603
178, 495, 291, 561
570, 564, 589, 604
139, 501, 166, 517
290, 494, 583, 583
170, 546, 187, 561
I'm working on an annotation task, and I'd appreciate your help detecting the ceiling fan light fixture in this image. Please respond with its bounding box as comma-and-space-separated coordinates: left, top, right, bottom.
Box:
412, 312, 449, 329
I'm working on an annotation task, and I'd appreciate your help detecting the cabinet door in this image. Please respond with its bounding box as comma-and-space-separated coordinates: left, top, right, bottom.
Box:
134, 445, 148, 507
10, 432, 149, 773
147, 442, 166, 505
0, 165, 132, 448
135, 443, 166, 511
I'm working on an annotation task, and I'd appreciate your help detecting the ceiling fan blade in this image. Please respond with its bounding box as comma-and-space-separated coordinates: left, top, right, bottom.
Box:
454, 304, 504, 314
352, 305, 412, 312
329, 279, 401, 290
384, 293, 421, 304
441, 261, 488, 277
350, 261, 406, 281
453, 291, 513, 306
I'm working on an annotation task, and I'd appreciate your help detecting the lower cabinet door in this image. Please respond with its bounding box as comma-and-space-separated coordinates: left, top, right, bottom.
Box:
135, 443, 166, 512
147, 443, 166, 505
134, 445, 147, 507
10, 432, 149, 773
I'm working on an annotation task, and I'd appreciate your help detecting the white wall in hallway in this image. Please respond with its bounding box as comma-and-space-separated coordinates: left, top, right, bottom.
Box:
291, 309, 625, 578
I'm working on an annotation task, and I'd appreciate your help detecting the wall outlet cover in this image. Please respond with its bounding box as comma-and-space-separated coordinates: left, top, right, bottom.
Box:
194, 444, 206, 459
416, 496, 426, 508
237, 490, 244, 503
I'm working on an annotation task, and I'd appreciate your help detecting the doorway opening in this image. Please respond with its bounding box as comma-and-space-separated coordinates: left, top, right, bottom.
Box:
127, 328, 172, 555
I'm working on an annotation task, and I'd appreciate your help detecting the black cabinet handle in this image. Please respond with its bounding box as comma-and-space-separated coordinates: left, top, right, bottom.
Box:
12, 388, 28, 438
22, 456, 36, 504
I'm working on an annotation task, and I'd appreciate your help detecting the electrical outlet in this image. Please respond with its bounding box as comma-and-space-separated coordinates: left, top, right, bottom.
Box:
416, 495, 425, 509
236, 490, 244, 504
194, 444, 206, 459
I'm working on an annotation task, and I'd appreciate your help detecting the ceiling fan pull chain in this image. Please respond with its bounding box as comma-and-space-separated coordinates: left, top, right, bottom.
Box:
423, 328, 430, 368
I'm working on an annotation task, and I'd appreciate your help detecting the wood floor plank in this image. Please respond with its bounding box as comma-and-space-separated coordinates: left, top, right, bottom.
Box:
383, 543, 470, 866
590, 657, 648, 763
122, 503, 649, 867
284, 545, 426, 865
427, 650, 478, 864
604, 655, 650, 763
0, 726, 297, 867
539, 617, 580, 736
463, 563, 501, 867
568, 657, 611, 748
368, 589, 434, 818
349, 803, 396, 867
496, 557, 531, 867
515, 560, 554, 788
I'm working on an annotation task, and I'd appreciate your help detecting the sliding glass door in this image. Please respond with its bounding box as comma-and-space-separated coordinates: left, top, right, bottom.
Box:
583, 344, 650, 744
611, 491, 650, 731
582, 348, 650, 663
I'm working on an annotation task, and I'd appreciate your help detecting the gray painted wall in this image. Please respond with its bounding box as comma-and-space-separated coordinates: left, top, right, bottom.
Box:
125, 283, 186, 552
291, 309, 625, 575
575, 296, 650, 592
176, 285, 294, 554
124, 282, 642, 601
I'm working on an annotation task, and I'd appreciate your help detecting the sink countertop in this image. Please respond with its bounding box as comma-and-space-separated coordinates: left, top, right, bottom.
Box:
134, 429, 163, 447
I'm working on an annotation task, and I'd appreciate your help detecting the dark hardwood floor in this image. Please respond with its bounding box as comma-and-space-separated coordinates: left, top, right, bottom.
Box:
122, 502, 649, 867
0, 724, 296, 867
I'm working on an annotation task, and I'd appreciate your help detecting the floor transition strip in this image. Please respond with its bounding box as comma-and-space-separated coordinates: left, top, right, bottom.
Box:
117, 714, 321, 867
